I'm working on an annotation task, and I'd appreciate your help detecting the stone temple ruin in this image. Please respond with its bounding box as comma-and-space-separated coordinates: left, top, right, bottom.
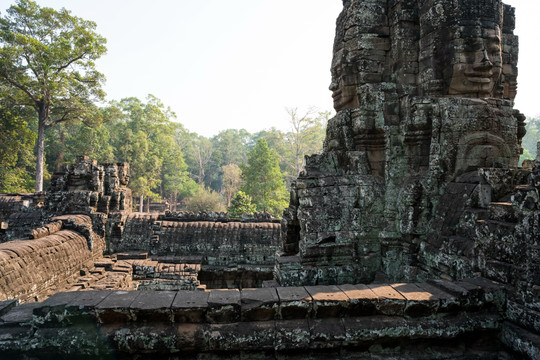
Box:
0, 0, 538, 358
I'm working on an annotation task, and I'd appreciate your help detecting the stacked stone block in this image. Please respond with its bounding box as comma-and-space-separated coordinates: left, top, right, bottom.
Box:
0, 278, 517, 358
117, 214, 280, 266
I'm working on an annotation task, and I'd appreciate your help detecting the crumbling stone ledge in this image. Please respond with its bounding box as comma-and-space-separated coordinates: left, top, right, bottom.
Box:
0, 278, 520, 358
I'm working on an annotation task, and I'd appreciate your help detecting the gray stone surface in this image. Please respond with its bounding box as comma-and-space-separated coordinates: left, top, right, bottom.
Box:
276, 286, 312, 319
276, 0, 525, 290
0, 303, 40, 325
129, 290, 176, 322
241, 288, 279, 321
207, 289, 241, 323
391, 283, 439, 317
95, 290, 140, 323
172, 290, 209, 323
0, 301, 16, 317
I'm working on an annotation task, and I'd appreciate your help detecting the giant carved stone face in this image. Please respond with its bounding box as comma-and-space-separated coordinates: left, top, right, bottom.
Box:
328, 0, 388, 112
329, 50, 359, 111
448, 27, 503, 97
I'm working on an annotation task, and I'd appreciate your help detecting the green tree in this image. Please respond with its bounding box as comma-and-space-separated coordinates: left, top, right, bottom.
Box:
520, 116, 540, 164
109, 95, 186, 212
45, 120, 115, 175
203, 129, 251, 192
212, 129, 251, 166
184, 186, 226, 213
0, 0, 108, 192
241, 138, 288, 217
228, 191, 256, 218
161, 124, 198, 210
252, 127, 288, 174
0, 103, 36, 192
176, 131, 214, 186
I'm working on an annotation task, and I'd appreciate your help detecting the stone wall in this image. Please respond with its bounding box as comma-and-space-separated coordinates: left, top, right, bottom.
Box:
116, 212, 281, 267
0, 215, 103, 303
0, 278, 527, 359
406, 156, 540, 357
114, 212, 281, 289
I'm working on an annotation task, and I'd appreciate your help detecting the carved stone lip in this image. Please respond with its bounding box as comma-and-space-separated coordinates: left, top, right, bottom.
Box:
467, 77, 492, 84
465, 71, 493, 83
465, 69, 492, 76
332, 89, 342, 99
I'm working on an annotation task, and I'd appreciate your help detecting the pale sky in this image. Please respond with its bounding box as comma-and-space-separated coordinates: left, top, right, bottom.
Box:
1, 0, 538, 137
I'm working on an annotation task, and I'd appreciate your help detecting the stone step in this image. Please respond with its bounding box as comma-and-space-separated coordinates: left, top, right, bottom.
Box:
94, 260, 114, 270
115, 252, 148, 260
15, 279, 505, 328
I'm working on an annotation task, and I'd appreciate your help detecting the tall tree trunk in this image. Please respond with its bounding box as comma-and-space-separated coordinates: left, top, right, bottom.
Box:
35, 111, 47, 193
139, 195, 144, 212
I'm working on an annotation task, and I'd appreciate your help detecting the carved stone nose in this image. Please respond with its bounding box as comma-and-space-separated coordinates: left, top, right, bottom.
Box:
329, 81, 339, 91
472, 50, 493, 71
481, 49, 493, 66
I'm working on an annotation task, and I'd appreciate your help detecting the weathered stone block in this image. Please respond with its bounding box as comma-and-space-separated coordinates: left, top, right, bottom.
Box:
500, 321, 540, 360
240, 288, 279, 321
0, 300, 16, 318
276, 287, 312, 319
414, 282, 459, 313
338, 284, 378, 316
274, 319, 310, 351
95, 290, 140, 323
367, 284, 405, 315
129, 290, 175, 322
103, 324, 176, 354
0, 302, 41, 325
342, 316, 408, 345
175, 322, 207, 352
308, 318, 346, 349
172, 290, 209, 323
206, 289, 240, 323
204, 321, 275, 352
391, 283, 439, 317
304, 285, 349, 318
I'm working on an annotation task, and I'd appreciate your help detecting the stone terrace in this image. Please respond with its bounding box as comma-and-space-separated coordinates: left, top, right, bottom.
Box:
0, 277, 535, 359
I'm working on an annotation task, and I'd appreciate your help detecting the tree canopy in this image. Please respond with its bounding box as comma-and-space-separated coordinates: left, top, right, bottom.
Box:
0, 103, 36, 192
241, 138, 288, 217
0, 0, 107, 191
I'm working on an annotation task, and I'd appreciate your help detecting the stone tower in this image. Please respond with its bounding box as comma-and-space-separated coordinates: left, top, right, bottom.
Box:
276, 0, 525, 286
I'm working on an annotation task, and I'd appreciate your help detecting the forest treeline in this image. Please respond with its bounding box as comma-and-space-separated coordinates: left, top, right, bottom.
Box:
0, 0, 331, 217
0, 94, 329, 216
